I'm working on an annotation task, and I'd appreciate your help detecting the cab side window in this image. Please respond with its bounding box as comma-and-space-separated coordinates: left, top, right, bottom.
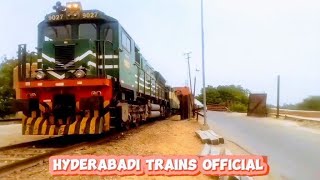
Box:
121, 32, 131, 52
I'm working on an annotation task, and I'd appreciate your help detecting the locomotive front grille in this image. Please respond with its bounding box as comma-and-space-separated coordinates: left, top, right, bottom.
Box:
54, 45, 75, 68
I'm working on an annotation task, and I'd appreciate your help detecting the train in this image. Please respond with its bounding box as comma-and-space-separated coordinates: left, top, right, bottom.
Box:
13, 2, 180, 135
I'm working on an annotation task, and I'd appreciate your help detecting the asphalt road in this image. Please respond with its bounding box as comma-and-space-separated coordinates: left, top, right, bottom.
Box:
207, 111, 320, 180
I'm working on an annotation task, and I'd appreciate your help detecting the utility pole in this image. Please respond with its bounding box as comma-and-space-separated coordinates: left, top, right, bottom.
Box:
194, 68, 200, 105
276, 75, 280, 118
201, 0, 209, 130
184, 52, 193, 120
184, 52, 193, 96
193, 77, 196, 99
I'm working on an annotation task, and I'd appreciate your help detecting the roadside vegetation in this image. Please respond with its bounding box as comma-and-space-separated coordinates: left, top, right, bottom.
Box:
198, 85, 320, 112
0, 57, 18, 118
280, 96, 320, 111
196, 85, 250, 113
0, 54, 35, 118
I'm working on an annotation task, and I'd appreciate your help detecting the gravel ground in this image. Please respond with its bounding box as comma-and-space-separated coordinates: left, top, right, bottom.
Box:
2, 116, 266, 180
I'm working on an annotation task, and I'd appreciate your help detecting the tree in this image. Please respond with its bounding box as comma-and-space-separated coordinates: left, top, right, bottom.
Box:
0, 86, 15, 118
197, 85, 222, 104
216, 85, 249, 105
296, 96, 320, 111
0, 58, 19, 118
196, 85, 250, 112
0, 58, 19, 87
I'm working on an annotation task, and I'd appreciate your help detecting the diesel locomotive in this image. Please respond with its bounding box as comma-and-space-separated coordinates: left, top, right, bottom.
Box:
13, 2, 180, 135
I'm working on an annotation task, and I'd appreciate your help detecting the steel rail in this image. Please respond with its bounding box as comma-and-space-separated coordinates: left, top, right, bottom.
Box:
0, 134, 109, 177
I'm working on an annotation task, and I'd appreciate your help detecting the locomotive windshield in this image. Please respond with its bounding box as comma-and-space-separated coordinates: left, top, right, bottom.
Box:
43, 23, 98, 41
45, 25, 71, 41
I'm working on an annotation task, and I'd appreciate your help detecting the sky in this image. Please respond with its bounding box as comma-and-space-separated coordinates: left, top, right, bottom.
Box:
0, 0, 319, 105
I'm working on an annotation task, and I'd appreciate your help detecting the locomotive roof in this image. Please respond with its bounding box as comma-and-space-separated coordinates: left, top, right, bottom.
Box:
42, 1, 118, 24
43, 10, 118, 23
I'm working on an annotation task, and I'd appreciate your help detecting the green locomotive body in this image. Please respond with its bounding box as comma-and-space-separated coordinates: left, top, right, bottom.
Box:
14, 2, 179, 135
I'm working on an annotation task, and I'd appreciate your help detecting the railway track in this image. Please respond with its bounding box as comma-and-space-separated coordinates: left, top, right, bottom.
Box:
0, 134, 109, 177
0, 117, 159, 178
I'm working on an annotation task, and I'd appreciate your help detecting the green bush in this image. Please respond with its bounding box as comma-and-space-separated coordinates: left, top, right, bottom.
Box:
230, 103, 247, 113
196, 85, 249, 113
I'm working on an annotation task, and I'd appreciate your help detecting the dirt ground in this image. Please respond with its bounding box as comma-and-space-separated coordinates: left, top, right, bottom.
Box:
231, 112, 320, 131
3, 116, 271, 180
289, 119, 320, 131
267, 114, 320, 131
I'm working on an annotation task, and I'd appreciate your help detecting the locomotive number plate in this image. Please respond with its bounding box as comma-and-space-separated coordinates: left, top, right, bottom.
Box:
82, 12, 98, 19
48, 14, 64, 21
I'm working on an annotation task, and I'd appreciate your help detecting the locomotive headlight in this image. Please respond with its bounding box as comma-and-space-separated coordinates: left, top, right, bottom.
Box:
74, 69, 86, 78
66, 2, 82, 19
35, 71, 46, 80
66, 2, 82, 10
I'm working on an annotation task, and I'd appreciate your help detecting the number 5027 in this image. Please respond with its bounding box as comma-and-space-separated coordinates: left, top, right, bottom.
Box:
83, 12, 98, 18
48, 14, 64, 21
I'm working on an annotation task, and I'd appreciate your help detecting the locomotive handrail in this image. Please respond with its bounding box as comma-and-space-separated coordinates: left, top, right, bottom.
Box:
95, 40, 118, 78
17, 44, 27, 81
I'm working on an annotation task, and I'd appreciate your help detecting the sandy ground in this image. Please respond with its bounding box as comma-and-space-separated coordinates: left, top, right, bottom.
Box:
2, 116, 270, 180
0, 124, 57, 147
269, 115, 320, 133
296, 119, 320, 130
269, 108, 320, 118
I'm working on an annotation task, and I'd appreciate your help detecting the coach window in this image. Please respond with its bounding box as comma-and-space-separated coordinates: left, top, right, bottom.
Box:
135, 47, 140, 65
79, 24, 97, 40
122, 32, 131, 52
